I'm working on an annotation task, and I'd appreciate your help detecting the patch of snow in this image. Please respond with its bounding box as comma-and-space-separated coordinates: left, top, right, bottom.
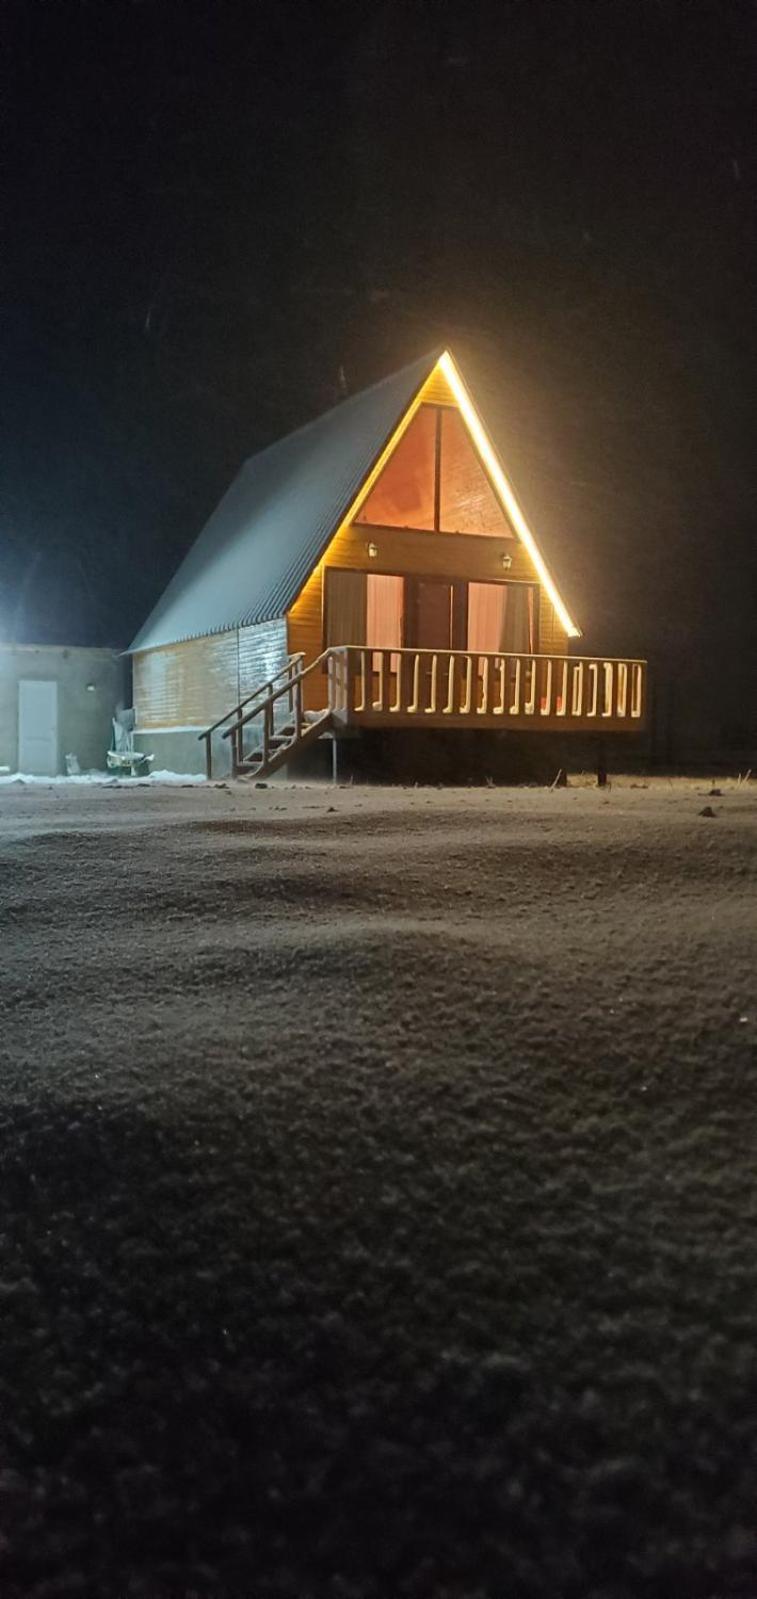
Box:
0, 778, 756, 1594
0, 770, 206, 786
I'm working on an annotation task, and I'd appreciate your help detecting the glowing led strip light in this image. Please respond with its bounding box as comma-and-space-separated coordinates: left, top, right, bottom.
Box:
438, 350, 581, 638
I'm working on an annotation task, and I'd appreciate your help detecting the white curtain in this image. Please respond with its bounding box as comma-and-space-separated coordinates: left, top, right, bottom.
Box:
467, 583, 507, 653
467, 582, 536, 654
366, 573, 403, 649
503, 584, 534, 654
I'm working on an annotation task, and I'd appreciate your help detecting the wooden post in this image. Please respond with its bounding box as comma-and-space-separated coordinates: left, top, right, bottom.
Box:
262, 701, 271, 769
596, 736, 608, 788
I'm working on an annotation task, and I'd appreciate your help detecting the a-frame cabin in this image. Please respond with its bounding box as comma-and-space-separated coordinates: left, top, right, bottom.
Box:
129, 348, 646, 778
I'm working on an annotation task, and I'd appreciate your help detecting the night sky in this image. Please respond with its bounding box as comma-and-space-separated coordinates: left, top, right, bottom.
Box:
4, 0, 756, 750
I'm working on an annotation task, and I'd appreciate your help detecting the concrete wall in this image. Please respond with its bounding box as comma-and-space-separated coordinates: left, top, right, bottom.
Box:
0, 645, 124, 774
133, 726, 231, 777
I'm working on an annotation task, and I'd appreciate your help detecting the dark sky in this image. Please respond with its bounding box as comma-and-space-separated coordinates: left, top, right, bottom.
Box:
3, 0, 756, 745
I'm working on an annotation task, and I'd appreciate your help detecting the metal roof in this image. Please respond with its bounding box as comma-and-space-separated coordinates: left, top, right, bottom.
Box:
129, 350, 439, 652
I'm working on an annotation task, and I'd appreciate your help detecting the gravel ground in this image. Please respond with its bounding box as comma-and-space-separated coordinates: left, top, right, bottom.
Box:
1, 776, 756, 1599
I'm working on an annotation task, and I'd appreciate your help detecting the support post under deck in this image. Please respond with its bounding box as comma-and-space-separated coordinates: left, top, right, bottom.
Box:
596, 736, 608, 788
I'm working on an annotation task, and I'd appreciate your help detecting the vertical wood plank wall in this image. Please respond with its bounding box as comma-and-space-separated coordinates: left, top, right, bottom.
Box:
287, 524, 569, 713
133, 619, 288, 729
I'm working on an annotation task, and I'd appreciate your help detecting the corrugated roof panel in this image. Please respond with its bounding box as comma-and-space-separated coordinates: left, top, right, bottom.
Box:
129, 351, 438, 652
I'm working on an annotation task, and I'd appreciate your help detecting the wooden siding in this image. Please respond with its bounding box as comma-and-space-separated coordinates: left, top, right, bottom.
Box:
288, 523, 569, 712
420, 366, 457, 406
133, 619, 288, 729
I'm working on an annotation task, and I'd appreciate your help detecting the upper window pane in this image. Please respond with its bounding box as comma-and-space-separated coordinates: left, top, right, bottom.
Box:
356, 406, 436, 530
440, 409, 513, 537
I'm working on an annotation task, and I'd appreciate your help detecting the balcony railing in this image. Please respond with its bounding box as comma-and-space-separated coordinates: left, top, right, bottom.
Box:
328, 647, 646, 731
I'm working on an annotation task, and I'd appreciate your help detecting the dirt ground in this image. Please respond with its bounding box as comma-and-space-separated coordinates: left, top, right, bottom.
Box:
1, 775, 757, 1598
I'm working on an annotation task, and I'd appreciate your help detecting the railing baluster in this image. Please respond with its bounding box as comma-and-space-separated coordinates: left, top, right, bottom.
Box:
460, 655, 472, 715
571, 661, 584, 717
391, 651, 402, 714
373, 650, 385, 712
495, 657, 506, 715
426, 652, 438, 714
557, 658, 568, 716
261, 700, 271, 767
602, 661, 614, 717
540, 658, 553, 715
478, 655, 489, 714
408, 654, 420, 714
631, 663, 643, 718
444, 654, 455, 714
524, 657, 536, 715
509, 657, 521, 714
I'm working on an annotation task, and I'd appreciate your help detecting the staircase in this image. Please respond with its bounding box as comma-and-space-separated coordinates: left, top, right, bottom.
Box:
233, 707, 332, 779
198, 653, 334, 780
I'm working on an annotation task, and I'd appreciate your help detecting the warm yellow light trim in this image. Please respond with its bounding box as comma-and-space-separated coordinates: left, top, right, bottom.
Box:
289, 379, 431, 621
438, 350, 581, 638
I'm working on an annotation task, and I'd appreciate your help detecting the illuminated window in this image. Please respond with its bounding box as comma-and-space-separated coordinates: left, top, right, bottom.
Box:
440, 410, 513, 537
357, 402, 514, 539
366, 573, 403, 651
357, 406, 436, 530
467, 582, 537, 654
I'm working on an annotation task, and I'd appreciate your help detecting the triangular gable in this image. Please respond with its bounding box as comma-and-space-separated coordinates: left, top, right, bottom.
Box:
355, 398, 514, 539
320, 351, 580, 638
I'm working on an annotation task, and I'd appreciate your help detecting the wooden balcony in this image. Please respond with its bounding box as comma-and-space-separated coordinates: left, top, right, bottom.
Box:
328, 647, 646, 734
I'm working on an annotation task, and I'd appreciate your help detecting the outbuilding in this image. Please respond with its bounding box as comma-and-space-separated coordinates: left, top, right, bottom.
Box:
0, 644, 123, 777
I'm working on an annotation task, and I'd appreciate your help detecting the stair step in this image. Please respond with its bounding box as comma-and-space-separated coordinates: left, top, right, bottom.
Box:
233, 708, 333, 779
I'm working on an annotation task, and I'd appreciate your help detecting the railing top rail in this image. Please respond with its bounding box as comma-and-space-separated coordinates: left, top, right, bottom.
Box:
337, 645, 647, 667
199, 652, 305, 741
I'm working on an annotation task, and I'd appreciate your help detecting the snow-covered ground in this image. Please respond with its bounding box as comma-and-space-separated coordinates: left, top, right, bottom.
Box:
1, 778, 756, 1597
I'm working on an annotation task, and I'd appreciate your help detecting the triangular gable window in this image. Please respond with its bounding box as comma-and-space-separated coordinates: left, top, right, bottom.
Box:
356, 403, 514, 539
439, 409, 512, 537
356, 405, 436, 531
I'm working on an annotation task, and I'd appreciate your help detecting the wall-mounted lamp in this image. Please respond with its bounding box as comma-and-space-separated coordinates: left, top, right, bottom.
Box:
85, 683, 97, 693
366, 541, 379, 559
500, 552, 513, 570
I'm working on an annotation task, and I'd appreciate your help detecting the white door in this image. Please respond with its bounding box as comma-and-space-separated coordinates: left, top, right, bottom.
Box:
18, 680, 59, 775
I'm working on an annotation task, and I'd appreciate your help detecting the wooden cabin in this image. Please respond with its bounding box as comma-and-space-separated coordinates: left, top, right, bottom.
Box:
130, 348, 646, 778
